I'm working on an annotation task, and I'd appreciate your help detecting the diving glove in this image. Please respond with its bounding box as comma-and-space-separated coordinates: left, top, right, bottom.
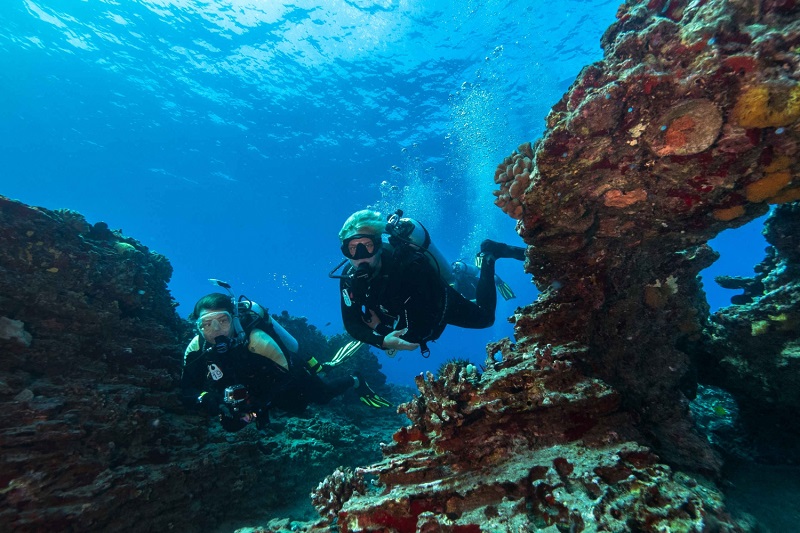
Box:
354, 375, 391, 408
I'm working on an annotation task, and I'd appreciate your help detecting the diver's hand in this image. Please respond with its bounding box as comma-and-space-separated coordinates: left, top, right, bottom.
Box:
382, 329, 419, 352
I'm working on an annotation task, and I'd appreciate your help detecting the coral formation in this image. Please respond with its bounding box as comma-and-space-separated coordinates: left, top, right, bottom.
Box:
311, 467, 367, 523
646, 99, 723, 157
0, 196, 402, 532
687, 203, 800, 462
299, 0, 798, 530
731, 83, 800, 129
2, 0, 798, 529
312, 346, 742, 532
488, 0, 799, 471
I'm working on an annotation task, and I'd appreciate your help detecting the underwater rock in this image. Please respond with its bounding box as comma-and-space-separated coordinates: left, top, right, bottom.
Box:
688, 203, 800, 462
495, 0, 799, 471
644, 99, 723, 157
0, 196, 400, 532
0, 316, 32, 347
309, 351, 743, 532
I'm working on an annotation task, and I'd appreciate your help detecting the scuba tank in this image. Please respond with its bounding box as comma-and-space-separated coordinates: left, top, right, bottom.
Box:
384, 210, 454, 286
237, 298, 299, 353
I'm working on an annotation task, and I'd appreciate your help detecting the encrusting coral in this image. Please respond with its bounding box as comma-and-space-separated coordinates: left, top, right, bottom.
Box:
309, 347, 742, 532
303, 0, 798, 530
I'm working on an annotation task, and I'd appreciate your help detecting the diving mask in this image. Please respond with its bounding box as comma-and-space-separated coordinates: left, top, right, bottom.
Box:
341, 234, 382, 260
196, 311, 233, 336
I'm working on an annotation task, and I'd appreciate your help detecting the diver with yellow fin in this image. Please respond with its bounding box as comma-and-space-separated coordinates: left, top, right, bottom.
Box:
331, 209, 526, 358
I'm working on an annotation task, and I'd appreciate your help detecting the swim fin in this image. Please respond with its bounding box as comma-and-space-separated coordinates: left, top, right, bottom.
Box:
495, 275, 516, 301
323, 340, 363, 370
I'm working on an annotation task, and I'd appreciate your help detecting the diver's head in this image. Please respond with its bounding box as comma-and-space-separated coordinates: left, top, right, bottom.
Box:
338, 210, 385, 241
191, 293, 234, 344
339, 210, 384, 270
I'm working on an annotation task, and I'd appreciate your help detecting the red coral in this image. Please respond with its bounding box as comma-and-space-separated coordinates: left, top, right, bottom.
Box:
393, 426, 429, 445
594, 465, 634, 484
723, 55, 757, 74
664, 115, 696, 149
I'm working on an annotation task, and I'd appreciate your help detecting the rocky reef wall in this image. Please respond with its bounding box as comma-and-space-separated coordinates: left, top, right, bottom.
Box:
0, 196, 400, 532
494, 0, 799, 468
690, 203, 800, 461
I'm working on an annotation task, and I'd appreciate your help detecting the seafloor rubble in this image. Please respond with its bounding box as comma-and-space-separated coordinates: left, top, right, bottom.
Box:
0, 195, 403, 532
302, 0, 798, 531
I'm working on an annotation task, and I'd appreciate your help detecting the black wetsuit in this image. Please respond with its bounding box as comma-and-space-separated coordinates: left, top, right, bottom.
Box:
340, 248, 498, 352
181, 332, 353, 420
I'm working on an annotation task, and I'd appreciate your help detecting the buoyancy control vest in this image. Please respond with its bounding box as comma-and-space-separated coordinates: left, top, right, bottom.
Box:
384, 213, 454, 287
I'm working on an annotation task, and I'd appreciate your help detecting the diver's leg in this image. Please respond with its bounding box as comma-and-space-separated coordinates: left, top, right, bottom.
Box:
479, 239, 526, 261
444, 286, 495, 329
305, 374, 355, 404
474, 252, 498, 316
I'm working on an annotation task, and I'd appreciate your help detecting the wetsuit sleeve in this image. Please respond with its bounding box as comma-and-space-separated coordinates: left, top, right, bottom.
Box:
398, 258, 445, 344
180, 336, 210, 409
340, 278, 386, 349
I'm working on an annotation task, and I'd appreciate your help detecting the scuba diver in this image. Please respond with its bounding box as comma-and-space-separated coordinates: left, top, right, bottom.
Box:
331, 209, 526, 358
451, 259, 516, 302
181, 280, 389, 433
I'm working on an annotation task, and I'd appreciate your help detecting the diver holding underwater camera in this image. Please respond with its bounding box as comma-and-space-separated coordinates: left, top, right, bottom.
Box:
180, 279, 389, 433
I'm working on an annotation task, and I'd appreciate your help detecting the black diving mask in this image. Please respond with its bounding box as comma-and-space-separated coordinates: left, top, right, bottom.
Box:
341, 234, 382, 260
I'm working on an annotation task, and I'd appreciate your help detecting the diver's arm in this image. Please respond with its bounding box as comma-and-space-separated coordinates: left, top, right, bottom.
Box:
180, 336, 214, 409
340, 278, 389, 347
340, 295, 387, 348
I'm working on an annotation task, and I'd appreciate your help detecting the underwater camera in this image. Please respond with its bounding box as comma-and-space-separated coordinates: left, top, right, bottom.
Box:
223, 385, 248, 410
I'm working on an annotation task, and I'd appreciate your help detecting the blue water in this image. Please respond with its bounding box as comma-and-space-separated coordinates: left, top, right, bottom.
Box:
0, 0, 768, 385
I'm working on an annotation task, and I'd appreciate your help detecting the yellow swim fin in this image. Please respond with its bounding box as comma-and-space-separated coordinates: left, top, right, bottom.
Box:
495, 275, 516, 301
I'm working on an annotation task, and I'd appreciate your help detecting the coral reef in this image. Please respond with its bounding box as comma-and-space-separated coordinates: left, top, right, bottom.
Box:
0, 196, 401, 532
2, 0, 798, 529
491, 0, 799, 470
311, 352, 742, 532
299, 0, 799, 530
688, 203, 800, 461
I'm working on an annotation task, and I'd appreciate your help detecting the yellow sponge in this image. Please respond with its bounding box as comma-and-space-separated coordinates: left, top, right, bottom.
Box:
732, 84, 800, 128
